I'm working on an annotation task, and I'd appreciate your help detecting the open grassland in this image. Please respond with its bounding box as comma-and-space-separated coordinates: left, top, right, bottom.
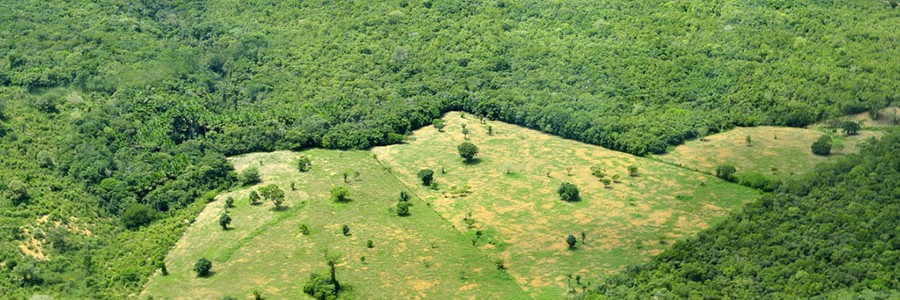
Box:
142, 150, 526, 299
657, 125, 883, 181
372, 112, 759, 299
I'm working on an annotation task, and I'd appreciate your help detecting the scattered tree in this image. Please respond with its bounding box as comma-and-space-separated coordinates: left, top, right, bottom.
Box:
397, 201, 410, 216
581, 231, 586, 245
841, 121, 860, 136
225, 196, 234, 208
259, 184, 285, 208
219, 213, 231, 230
486, 124, 493, 136
297, 155, 311, 172
342, 224, 350, 236
611, 174, 621, 183
252, 289, 262, 300
745, 135, 752, 146
600, 178, 612, 188
433, 119, 445, 132
417, 169, 434, 186
158, 260, 168, 276
399, 191, 410, 202
457, 142, 479, 163
241, 167, 261, 185
590, 165, 606, 179
495, 259, 506, 270
249, 191, 260, 205
715, 164, 737, 182
330, 186, 350, 202
558, 182, 580, 202
811, 135, 833, 156
462, 127, 470, 139
299, 223, 310, 235
627, 165, 639, 177
194, 258, 212, 277
366, 240, 374, 248
567, 234, 578, 249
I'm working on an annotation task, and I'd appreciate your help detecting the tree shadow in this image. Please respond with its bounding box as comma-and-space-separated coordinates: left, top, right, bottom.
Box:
198, 270, 217, 278
463, 158, 483, 165
270, 205, 291, 212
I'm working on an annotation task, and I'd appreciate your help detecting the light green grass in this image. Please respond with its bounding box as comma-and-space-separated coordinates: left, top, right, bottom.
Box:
656, 126, 882, 180
372, 112, 760, 299
142, 149, 526, 299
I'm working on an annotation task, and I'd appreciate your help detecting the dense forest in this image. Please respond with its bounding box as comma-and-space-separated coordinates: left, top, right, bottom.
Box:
588, 132, 900, 299
0, 0, 897, 298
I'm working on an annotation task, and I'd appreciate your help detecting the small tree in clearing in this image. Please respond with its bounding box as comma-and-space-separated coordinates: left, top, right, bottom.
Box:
433, 119, 445, 132
298, 155, 311, 172
194, 258, 212, 277
219, 213, 231, 230
330, 186, 350, 202
458, 142, 479, 163
627, 165, 639, 177
600, 178, 612, 188
249, 191, 260, 205
558, 182, 580, 202
566, 235, 578, 249
811, 135, 832, 156
397, 201, 410, 216
841, 121, 860, 136
417, 169, 434, 186
241, 167, 261, 185
259, 184, 285, 209
342, 224, 350, 236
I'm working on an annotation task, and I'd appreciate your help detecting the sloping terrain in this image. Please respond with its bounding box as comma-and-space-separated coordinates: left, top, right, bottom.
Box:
372, 112, 759, 298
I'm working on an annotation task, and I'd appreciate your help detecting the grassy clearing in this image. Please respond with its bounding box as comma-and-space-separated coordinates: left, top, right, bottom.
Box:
142, 150, 526, 299
656, 126, 882, 181
372, 112, 759, 299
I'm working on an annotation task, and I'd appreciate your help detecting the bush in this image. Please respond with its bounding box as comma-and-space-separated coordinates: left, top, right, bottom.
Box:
330, 186, 350, 202
457, 142, 479, 163
558, 182, 580, 202
241, 167, 261, 185
299, 223, 310, 235
417, 169, 434, 186
193, 258, 212, 277
367, 240, 374, 248
811, 135, 832, 156
298, 155, 311, 172
397, 201, 410, 216
715, 164, 737, 182
303, 273, 338, 300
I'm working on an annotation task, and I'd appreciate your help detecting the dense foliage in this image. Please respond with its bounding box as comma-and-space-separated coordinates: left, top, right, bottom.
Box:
589, 131, 900, 299
0, 0, 897, 298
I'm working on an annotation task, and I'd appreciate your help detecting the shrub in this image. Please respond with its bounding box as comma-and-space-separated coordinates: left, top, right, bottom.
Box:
715, 164, 737, 182
457, 142, 479, 163
194, 258, 212, 277
417, 169, 434, 186
558, 182, 580, 202
241, 167, 261, 185
330, 186, 350, 202
811, 135, 832, 156
397, 201, 410, 216
297, 155, 311, 172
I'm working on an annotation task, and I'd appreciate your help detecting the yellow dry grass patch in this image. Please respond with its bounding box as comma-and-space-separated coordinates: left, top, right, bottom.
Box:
372, 111, 757, 298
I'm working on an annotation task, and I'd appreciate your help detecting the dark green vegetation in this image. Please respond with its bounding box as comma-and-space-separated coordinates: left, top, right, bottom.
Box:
589, 132, 900, 299
810, 135, 832, 156
0, 0, 897, 298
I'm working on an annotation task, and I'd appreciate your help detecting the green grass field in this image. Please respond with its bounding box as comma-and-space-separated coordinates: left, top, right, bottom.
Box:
372, 112, 760, 299
144, 112, 762, 299
656, 126, 883, 181
141, 150, 526, 299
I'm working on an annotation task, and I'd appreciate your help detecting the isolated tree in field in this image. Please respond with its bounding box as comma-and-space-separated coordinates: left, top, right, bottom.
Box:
342, 224, 350, 236
581, 231, 586, 245
566, 234, 578, 249
399, 191, 410, 202
486, 124, 493, 136
297, 155, 311, 172
600, 178, 612, 188
248, 190, 260, 205
811, 135, 833, 156
462, 127, 470, 139
330, 186, 350, 202
745, 135, 752, 146
841, 121, 860, 136
241, 167, 261, 185
627, 165, 639, 177
225, 196, 234, 208
715, 164, 737, 182
433, 119, 445, 132
299, 223, 310, 235
259, 184, 285, 208
219, 212, 231, 230
417, 169, 434, 186
194, 258, 212, 277
458, 142, 479, 163
397, 201, 410, 216
558, 182, 580, 202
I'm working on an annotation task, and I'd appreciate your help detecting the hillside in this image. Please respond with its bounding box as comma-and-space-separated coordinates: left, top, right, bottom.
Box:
0, 0, 898, 298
